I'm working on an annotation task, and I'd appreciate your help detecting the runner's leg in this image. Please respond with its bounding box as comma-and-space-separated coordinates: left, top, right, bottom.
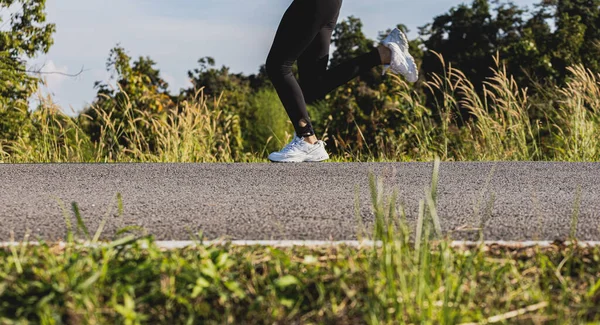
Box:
298, 18, 382, 105
266, 0, 343, 137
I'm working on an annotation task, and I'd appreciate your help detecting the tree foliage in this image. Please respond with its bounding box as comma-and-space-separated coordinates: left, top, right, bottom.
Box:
80, 46, 175, 155
421, 0, 600, 88
0, 0, 55, 141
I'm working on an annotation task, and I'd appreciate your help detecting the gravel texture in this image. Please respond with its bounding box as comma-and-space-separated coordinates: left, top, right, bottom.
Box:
1, 162, 599, 241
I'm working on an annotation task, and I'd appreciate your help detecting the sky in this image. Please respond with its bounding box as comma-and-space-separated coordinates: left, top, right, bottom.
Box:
27, 0, 540, 114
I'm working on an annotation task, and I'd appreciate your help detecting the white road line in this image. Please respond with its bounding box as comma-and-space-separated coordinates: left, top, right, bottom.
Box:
1, 240, 600, 249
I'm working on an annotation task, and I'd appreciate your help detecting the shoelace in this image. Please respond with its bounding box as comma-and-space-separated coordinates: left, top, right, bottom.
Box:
280, 138, 326, 154
280, 137, 303, 153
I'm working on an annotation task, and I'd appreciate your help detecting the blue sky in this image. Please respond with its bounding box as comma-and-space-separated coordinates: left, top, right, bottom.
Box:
30, 0, 539, 114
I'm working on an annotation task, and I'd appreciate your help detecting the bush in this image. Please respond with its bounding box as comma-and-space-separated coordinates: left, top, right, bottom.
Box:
241, 88, 294, 154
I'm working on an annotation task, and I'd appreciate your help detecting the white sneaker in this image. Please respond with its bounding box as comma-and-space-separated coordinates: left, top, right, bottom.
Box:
381, 28, 418, 83
268, 136, 330, 163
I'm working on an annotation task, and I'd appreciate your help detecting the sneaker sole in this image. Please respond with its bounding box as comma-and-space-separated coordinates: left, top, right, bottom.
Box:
269, 155, 330, 163
304, 155, 330, 162
268, 159, 303, 163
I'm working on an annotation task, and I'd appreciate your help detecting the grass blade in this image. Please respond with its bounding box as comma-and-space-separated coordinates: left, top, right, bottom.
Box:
53, 196, 73, 243
415, 199, 425, 253
426, 189, 443, 238
570, 185, 582, 241
430, 157, 441, 203
72, 202, 90, 240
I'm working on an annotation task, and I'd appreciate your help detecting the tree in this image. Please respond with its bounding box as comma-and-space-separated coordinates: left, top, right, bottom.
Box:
421, 0, 502, 90
330, 16, 374, 67
419, 0, 558, 122
81, 46, 175, 154
183, 56, 252, 108
420, 0, 600, 89
549, 0, 600, 83
0, 0, 55, 141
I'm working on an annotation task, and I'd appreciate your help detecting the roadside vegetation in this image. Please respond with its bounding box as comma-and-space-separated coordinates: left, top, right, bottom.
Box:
2, 53, 600, 163
2, 0, 600, 163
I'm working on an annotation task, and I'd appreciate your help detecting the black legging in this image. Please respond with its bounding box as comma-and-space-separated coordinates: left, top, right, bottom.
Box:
266, 0, 382, 137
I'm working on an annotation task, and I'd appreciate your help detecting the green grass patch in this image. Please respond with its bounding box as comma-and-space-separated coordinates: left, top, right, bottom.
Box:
1, 239, 600, 324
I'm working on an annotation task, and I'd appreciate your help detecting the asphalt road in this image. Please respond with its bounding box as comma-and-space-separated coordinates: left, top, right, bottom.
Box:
1, 162, 599, 242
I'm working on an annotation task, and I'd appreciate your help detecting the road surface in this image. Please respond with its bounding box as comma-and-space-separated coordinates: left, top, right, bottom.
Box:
1, 162, 599, 241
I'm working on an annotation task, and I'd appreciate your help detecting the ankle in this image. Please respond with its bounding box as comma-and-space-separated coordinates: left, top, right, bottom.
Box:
304, 135, 318, 145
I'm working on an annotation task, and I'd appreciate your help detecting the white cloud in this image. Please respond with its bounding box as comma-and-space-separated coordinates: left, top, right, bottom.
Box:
163, 73, 192, 94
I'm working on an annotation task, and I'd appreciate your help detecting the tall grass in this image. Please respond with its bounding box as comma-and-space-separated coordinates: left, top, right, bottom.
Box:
4, 96, 94, 163
1, 54, 600, 163
552, 65, 600, 160
1, 89, 245, 163
385, 53, 600, 162
87, 88, 246, 163
460, 54, 541, 160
